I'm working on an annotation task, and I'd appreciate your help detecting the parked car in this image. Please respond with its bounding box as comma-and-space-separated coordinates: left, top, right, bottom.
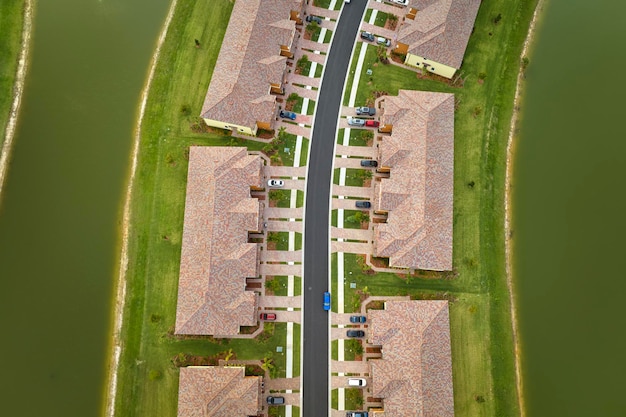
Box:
260, 313, 276, 321
365, 120, 380, 128
346, 330, 365, 338
391, 0, 408, 5
267, 179, 284, 187
348, 378, 367, 387
360, 159, 378, 167
306, 15, 322, 24
323, 292, 331, 311
345, 0, 351, 4
279, 110, 297, 120
267, 396, 285, 405
360, 31, 375, 42
355, 201, 371, 209
355, 106, 375, 116
350, 315, 367, 323
347, 117, 366, 127
346, 412, 368, 417
377, 36, 391, 47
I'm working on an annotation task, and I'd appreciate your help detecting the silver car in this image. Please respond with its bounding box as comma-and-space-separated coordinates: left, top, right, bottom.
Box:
347, 117, 365, 127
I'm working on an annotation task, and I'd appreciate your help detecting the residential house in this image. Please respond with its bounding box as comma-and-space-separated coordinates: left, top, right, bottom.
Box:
175, 147, 263, 337
373, 90, 454, 271
177, 366, 261, 417
200, 0, 304, 136
368, 300, 455, 417
394, 0, 482, 78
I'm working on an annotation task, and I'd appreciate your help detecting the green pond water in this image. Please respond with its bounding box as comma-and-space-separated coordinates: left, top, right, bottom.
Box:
0, 0, 169, 416
513, 0, 626, 415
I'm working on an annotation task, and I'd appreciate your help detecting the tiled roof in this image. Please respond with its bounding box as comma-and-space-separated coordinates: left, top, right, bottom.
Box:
368, 301, 454, 417
200, 0, 303, 130
374, 90, 454, 271
398, 0, 481, 69
175, 147, 262, 336
177, 366, 260, 417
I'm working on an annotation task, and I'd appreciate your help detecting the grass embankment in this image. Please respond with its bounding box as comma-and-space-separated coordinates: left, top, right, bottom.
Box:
336, 0, 539, 416
0, 0, 25, 150
112, 0, 294, 415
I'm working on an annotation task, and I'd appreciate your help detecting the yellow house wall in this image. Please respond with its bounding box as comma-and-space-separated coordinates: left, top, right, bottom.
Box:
404, 53, 457, 79
203, 118, 256, 136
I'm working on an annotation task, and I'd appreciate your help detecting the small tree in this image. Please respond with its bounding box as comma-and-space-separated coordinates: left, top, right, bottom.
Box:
478, 72, 487, 82
296, 54, 310, 73
493, 13, 502, 24
387, 14, 399, 30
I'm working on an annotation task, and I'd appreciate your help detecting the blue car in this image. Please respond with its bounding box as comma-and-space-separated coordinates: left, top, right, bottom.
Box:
323, 292, 331, 311
350, 315, 366, 323
279, 110, 297, 120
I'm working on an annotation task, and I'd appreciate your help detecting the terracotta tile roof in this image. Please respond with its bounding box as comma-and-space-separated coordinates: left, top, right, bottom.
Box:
368, 300, 454, 417
200, 0, 304, 130
374, 90, 454, 271
398, 0, 481, 69
177, 366, 260, 417
175, 147, 262, 336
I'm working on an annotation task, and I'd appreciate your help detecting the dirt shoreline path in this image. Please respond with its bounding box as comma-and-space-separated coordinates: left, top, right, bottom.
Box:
103, 0, 179, 415
0, 0, 34, 202
505, 1, 546, 416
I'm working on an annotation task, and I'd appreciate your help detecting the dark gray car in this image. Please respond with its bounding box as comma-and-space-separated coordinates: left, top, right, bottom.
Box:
356, 106, 375, 116
267, 396, 285, 405
355, 201, 371, 209
306, 15, 323, 24
360, 159, 378, 167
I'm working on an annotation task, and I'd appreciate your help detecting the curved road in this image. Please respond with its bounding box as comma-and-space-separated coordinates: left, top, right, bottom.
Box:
302, 1, 368, 416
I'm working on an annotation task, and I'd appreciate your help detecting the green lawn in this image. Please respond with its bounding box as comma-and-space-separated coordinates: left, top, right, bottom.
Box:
0, 0, 25, 152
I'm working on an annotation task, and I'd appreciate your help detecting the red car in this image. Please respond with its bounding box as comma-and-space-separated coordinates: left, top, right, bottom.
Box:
260, 313, 276, 321
365, 120, 379, 128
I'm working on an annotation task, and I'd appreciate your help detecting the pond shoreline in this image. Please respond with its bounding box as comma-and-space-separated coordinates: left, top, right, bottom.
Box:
0, 0, 33, 202
102, 0, 180, 415
505, 0, 546, 415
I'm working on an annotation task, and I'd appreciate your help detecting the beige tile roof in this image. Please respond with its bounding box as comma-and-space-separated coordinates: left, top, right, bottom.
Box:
200, 0, 304, 130
177, 366, 260, 417
398, 0, 481, 69
175, 147, 262, 336
368, 300, 454, 417
374, 90, 454, 271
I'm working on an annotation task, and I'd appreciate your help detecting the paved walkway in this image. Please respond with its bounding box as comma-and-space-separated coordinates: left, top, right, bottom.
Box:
332, 185, 374, 198
331, 241, 372, 254
330, 360, 370, 374
333, 157, 374, 169
307, 5, 340, 20
265, 166, 308, 178
367, 0, 407, 16
264, 250, 303, 263
265, 207, 303, 219
293, 48, 327, 66
331, 313, 368, 326
290, 74, 321, 88
276, 120, 311, 138
288, 84, 319, 101
335, 144, 378, 158
266, 220, 303, 233
260, 263, 303, 277
299, 39, 330, 54
259, 295, 302, 309
330, 227, 371, 242
361, 22, 398, 41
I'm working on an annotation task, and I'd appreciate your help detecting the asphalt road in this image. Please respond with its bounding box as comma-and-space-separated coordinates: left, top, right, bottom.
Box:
302, 1, 367, 417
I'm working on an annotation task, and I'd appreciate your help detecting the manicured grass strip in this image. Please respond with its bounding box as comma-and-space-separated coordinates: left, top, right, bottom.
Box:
0, 0, 25, 151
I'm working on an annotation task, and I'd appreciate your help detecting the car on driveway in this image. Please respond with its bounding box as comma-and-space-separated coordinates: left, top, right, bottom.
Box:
360, 31, 375, 42
267, 396, 285, 405
348, 378, 367, 387
260, 313, 276, 321
377, 36, 391, 47
350, 315, 367, 323
346, 411, 368, 417
390, 0, 408, 5
365, 120, 380, 128
279, 110, 297, 120
306, 15, 322, 24
355, 201, 371, 209
267, 179, 284, 187
360, 159, 378, 167
346, 330, 365, 338
347, 117, 365, 127
356, 106, 375, 116
323, 291, 331, 311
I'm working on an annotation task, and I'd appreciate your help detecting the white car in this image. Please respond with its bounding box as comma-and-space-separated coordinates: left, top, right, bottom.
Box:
267, 179, 284, 188
392, 0, 409, 5
348, 378, 367, 387
347, 117, 366, 127
377, 37, 391, 47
